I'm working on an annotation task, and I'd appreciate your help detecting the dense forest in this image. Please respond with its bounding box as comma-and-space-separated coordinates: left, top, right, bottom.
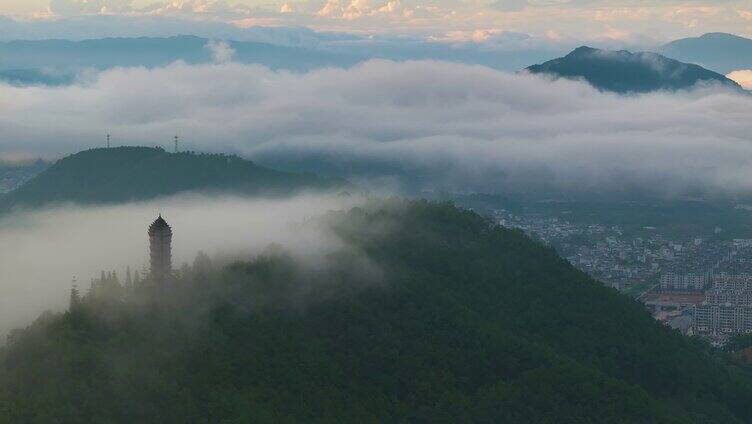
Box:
2, 200, 752, 423
0, 147, 344, 210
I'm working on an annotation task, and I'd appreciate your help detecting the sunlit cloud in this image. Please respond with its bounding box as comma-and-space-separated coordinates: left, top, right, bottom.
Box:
1, 1, 751, 41
727, 69, 752, 89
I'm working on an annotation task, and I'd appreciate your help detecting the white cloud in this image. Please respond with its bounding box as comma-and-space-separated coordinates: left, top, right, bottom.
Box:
139, 0, 252, 18
48, 0, 135, 15
45, 0, 256, 18
205, 39, 235, 63
0, 60, 751, 198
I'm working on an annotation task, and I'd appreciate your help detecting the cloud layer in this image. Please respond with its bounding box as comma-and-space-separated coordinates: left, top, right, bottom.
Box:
727, 69, 752, 89
1, 59, 751, 198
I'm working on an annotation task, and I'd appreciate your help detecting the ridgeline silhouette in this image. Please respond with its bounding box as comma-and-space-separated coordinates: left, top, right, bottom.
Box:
0, 146, 345, 210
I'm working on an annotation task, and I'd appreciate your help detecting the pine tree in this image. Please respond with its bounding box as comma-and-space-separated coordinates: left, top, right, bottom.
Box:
193, 251, 213, 284
180, 263, 190, 282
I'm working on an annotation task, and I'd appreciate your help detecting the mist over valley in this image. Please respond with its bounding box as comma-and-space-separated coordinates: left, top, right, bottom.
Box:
4, 5, 752, 423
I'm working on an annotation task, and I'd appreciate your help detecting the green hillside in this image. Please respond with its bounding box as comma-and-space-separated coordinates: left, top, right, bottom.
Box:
0, 147, 344, 210
1, 200, 752, 422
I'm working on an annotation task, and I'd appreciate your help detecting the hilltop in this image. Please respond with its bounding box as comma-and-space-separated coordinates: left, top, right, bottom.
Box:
0, 147, 344, 210
527, 46, 741, 93
1, 200, 752, 422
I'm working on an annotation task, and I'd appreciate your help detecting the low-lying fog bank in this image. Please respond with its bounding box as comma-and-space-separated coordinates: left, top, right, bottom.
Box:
0, 192, 367, 338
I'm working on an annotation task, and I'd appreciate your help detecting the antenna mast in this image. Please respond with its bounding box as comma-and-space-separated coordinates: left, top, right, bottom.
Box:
174, 135, 179, 153
106, 134, 111, 149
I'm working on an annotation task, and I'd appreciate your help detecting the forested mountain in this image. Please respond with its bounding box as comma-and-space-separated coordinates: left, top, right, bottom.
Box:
527, 46, 741, 93
660, 33, 752, 75
0, 147, 343, 210
2, 200, 752, 422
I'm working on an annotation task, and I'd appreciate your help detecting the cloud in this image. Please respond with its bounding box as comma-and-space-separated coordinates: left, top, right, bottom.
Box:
315, 0, 412, 20
48, 0, 134, 15
205, 39, 235, 63
492, 0, 529, 12
727, 69, 752, 89
0, 191, 368, 337
45, 0, 254, 18
139, 0, 253, 19
0, 60, 750, 199
2, 0, 751, 43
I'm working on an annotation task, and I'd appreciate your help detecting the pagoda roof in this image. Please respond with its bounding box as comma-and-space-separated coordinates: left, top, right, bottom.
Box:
148, 214, 172, 235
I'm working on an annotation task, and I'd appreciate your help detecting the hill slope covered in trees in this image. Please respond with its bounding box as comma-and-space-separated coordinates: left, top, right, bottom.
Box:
1, 200, 752, 422
527, 46, 741, 93
0, 147, 343, 210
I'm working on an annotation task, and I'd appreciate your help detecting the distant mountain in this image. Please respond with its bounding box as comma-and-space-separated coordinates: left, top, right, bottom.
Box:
660, 33, 752, 75
0, 147, 344, 210
0, 36, 362, 84
0, 35, 566, 86
0, 69, 76, 86
526, 46, 741, 93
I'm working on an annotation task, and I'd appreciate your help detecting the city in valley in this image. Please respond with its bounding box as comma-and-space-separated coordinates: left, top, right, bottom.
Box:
492, 205, 752, 345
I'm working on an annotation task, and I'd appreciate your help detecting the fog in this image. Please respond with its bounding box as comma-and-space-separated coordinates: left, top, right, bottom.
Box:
0, 192, 367, 338
1, 59, 751, 198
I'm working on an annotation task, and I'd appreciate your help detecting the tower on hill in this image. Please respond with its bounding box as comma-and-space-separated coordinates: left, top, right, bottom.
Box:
148, 215, 172, 289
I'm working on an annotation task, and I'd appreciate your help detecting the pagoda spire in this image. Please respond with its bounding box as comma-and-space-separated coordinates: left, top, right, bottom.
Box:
148, 215, 173, 291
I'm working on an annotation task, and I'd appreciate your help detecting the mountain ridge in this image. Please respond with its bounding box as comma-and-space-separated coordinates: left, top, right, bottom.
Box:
527, 45, 741, 93
0, 35, 362, 82
0, 146, 344, 211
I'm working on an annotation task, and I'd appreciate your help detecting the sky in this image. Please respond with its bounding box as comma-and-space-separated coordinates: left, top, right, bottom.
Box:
1, 0, 752, 43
